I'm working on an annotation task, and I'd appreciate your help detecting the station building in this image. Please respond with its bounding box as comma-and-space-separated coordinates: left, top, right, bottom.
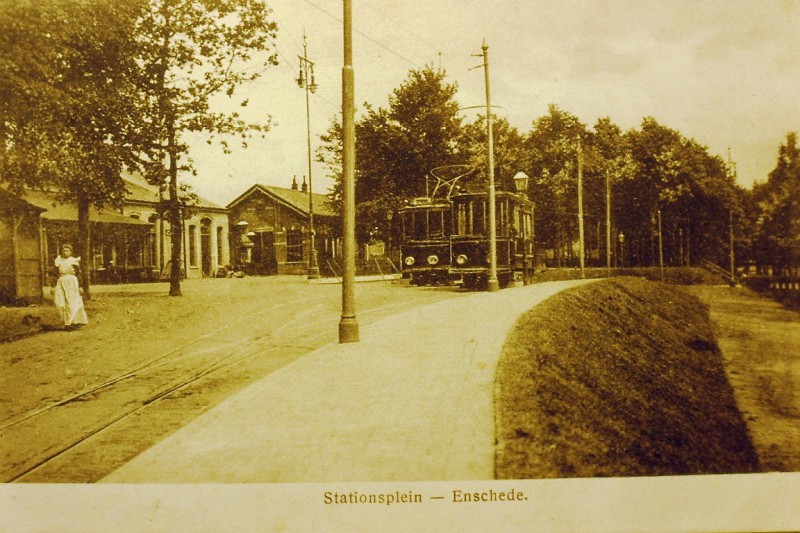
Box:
226, 177, 337, 276
3, 176, 230, 288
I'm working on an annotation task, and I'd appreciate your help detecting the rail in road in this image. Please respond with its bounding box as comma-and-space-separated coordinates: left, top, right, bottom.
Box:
1, 284, 457, 483
0, 294, 326, 482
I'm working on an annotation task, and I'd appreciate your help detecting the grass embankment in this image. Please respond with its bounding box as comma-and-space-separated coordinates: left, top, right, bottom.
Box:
532, 266, 723, 285
495, 277, 760, 478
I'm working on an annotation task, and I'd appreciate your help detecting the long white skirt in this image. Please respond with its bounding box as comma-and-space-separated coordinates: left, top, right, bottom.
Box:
54, 274, 89, 326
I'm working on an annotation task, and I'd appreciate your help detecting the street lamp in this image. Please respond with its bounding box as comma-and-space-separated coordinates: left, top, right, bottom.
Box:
297, 34, 320, 280
339, 0, 359, 343
513, 172, 530, 285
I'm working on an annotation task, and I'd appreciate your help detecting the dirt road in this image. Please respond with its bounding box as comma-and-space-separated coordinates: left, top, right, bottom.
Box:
0, 277, 462, 482
686, 285, 800, 471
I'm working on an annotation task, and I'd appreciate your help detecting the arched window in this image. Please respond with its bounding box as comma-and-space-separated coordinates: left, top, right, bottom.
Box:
188, 225, 197, 267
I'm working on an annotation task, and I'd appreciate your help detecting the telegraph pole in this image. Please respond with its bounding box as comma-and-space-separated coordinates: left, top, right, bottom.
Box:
298, 33, 320, 279
339, 0, 359, 343
480, 41, 499, 292
605, 170, 611, 276
657, 208, 664, 282
577, 135, 585, 279
727, 148, 737, 285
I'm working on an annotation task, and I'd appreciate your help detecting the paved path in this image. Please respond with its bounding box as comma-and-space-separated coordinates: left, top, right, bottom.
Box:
102, 279, 593, 483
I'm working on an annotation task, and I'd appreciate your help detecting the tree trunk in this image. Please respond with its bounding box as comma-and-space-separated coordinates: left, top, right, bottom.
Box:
77, 195, 92, 301
168, 150, 183, 296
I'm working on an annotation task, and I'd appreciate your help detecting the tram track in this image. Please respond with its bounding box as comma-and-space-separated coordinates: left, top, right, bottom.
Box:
2, 287, 457, 482
0, 294, 320, 430
7, 339, 313, 483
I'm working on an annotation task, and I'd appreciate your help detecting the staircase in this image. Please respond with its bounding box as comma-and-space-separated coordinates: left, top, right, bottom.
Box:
699, 259, 738, 286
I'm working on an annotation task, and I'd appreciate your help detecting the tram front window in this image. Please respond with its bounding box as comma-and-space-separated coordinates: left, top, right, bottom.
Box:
429, 210, 444, 238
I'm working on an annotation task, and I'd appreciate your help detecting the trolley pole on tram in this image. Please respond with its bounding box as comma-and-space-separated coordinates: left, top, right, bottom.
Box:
339, 0, 359, 343
481, 41, 499, 292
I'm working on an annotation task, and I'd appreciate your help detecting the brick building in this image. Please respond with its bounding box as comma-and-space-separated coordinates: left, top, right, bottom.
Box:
227, 177, 336, 275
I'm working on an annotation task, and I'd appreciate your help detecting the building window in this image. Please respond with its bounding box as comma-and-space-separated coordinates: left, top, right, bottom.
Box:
189, 225, 197, 267
217, 226, 224, 264
286, 228, 303, 262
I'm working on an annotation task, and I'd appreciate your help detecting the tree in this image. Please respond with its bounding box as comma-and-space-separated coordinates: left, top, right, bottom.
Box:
587, 117, 635, 268
133, 0, 278, 295
319, 66, 463, 240
1, 0, 146, 299
624, 117, 739, 268
458, 115, 525, 193
752, 133, 800, 274
522, 105, 588, 267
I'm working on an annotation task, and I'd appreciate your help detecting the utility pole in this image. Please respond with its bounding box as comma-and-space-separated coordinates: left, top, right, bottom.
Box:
657, 208, 664, 282
727, 148, 737, 285
297, 33, 320, 280
480, 41, 499, 292
605, 170, 611, 276
339, 0, 359, 343
577, 135, 585, 279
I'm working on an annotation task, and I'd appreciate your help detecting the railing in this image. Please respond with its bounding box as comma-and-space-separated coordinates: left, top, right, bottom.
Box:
699, 259, 738, 285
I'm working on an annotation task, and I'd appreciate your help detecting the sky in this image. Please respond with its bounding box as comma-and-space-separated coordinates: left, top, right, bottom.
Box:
182, 0, 800, 207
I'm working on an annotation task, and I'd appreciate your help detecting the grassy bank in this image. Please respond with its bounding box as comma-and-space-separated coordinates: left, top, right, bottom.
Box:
532, 266, 724, 285
495, 277, 759, 478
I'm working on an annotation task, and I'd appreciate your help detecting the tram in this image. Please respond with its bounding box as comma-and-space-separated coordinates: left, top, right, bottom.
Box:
448, 190, 534, 290
398, 197, 453, 285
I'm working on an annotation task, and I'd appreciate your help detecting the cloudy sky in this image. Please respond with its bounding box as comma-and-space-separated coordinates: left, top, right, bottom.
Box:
183, 0, 800, 206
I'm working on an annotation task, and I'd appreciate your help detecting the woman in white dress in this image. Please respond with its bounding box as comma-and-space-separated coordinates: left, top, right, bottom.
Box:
52, 243, 89, 330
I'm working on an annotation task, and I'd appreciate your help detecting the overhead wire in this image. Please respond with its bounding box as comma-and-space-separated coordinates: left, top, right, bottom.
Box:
300, 0, 420, 68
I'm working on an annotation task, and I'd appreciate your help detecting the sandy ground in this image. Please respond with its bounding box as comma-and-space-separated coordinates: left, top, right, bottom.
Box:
686, 285, 800, 471
0, 276, 463, 482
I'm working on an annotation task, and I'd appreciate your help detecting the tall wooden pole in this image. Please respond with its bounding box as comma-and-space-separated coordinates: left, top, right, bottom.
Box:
300, 34, 320, 279
605, 171, 611, 276
577, 136, 585, 279
658, 208, 665, 282
482, 41, 499, 292
339, 0, 359, 342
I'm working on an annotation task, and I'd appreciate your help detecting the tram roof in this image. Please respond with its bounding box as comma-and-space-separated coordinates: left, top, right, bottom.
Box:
451, 190, 534, 204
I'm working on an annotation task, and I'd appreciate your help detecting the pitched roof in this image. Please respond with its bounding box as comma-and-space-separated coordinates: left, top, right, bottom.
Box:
227, 184, 335, 218
123, 174, 226, 211
0, 188, 47, 215
19, 189, 152, 226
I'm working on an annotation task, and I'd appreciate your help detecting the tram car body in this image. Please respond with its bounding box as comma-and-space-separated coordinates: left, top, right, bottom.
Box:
448, 190, 534, 290
398, 197, 453, 285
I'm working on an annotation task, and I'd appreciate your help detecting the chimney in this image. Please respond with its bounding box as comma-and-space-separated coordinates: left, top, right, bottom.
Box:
301, 175, 308, 193
291, 175, 298, 190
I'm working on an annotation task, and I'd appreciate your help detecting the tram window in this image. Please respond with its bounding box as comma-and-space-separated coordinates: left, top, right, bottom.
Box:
473, 200, 486, 235
429, 210, 444, 238
413, 211, 426, 239
456, 204, 467, 235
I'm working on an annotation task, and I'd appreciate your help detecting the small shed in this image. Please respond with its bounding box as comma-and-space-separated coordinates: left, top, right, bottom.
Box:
0, 189, 46, 303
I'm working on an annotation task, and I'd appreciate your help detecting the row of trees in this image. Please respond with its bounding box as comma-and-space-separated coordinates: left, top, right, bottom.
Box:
319, 65, 796, 275
1, 0, 278, 296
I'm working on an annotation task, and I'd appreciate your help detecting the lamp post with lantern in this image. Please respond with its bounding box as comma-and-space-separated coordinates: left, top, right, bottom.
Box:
513, 171, 530, 285
339, 0, 359, 343
297, 33, 320, 280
